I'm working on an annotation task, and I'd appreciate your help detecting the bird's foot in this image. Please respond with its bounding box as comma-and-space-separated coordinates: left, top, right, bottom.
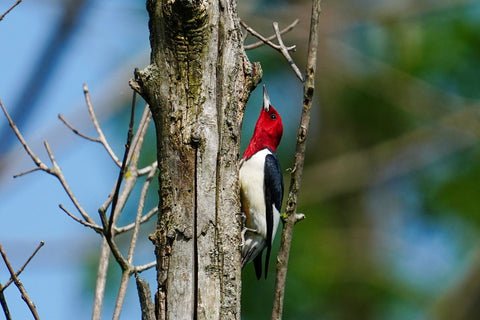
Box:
240, 227, 257, 248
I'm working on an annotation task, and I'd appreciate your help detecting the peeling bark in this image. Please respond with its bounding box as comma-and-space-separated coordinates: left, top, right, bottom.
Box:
132, 0, 262, 319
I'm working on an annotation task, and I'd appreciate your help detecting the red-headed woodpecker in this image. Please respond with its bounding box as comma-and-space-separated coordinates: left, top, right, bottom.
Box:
240, 85, 284, 279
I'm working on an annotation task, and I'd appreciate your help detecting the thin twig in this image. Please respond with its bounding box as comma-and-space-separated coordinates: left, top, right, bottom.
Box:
43, 140, 95, 224
240, 20, 296, 51
107, 91, 137, 236
13, 167, 42, 178
0, 244, 41, 320
243, 19, 299, 50
125, 104, 151, 168
58, 114, 100, 143
58, 204, 102, 233
271, 0, 322, 319
97, 105, 152, 217
0, 0, 22, 21
134, 261, 156, 273
116, 206, 158, 234
0, 99, 49, 171
272, 22, 304, 81
137, 161, 158, 176
1, 242, 44, 291
103, 104, 151, 232
83, 83, 122, 166
240, 20, 304, 81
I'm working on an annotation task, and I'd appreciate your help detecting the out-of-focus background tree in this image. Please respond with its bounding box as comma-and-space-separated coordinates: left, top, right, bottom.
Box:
1, 0, 480, 319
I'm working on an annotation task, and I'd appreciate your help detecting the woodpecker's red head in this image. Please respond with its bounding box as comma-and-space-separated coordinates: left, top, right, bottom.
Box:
243, 85, 283, 160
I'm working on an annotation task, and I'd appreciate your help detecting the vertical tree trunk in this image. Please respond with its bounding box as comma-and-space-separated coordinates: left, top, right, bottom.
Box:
132, 0, 261, 319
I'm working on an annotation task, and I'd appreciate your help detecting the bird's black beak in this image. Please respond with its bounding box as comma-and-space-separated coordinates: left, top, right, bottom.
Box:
263, 85, 271, 112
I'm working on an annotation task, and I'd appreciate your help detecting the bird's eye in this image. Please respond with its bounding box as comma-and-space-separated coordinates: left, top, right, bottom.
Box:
270, 113, 277, 120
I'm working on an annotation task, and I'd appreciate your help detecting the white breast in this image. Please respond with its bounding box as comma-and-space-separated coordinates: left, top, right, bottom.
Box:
239, 148, 273, 238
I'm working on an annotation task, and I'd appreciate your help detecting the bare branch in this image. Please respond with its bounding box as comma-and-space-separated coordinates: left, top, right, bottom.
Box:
240, 20, 304, 81
13, 167, 42, 178
116, 206, 158, 234
103, 234, 129, 272
103, 104, 152, 233
0, 99, 50, 171
126, 104, 152, 167
134, 261, 156, 273
272, 0, 322, 319
0, 243, 41, 320
127, 163, 157, 263
59, 204, 103, 233
272, 22, 304, 81
240, 20, 295, 51
42, 140, 95, 224
98, 106, 152, 220
97, 99, 154, 276
58, 114, 100, 143
108, 91, 137, 235
92, 240, 110, 320
0, 0, 22, 21
83, 83, 122, 166
93, 104, 154, 319
1, 242, 44, 291
0, 288, 12, 320
113, 272, 131, 320
243, 19, 299, 50
137, 161, 158, 176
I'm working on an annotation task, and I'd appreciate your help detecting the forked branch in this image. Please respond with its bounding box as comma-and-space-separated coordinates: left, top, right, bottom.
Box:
0, 242, 43, 320
240, 19, 304, 81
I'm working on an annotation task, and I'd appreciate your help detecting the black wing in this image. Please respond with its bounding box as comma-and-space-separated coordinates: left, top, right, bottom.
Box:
262, 152, 284, 279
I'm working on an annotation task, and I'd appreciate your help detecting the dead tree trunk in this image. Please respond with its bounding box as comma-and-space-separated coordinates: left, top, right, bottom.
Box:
132, 0, 261, 319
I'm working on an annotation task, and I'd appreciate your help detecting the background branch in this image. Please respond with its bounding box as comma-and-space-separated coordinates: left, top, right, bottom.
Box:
0, 288, 11, 320
82, 83, 122, 167
92, 240, 110, 320
0, 0, 22, 21
107, 91, 136, 236
240, 19, 304, 81
0, 243, 41, 320
0, 241, 43, 320
243, 19, 299, 50
0, 242, 44, 291
271, 0, 322, 319
272, 22, 304, 81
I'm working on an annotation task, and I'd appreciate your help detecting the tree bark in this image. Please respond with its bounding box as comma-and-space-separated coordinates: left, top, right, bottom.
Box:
131, 0, 261, 319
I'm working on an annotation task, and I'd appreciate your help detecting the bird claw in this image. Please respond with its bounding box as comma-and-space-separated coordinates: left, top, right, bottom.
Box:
240, 227, 257, 248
